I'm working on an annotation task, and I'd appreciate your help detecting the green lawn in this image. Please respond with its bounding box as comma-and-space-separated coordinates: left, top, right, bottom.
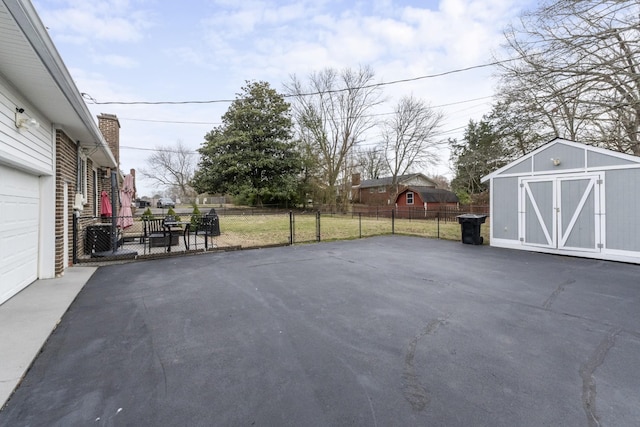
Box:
123, 213, 490, 251
203, 213, 490, 248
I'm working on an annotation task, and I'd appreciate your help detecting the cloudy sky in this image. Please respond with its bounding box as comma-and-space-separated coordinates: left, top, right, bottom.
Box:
32, 0, 535, 197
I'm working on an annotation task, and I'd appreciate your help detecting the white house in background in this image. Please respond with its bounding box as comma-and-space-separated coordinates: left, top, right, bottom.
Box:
481, 137, 640, 264
0, 0, 118, 305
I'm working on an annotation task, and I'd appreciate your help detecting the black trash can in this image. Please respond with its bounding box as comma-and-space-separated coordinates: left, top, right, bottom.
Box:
456, 214, 487, 245
206, 211, 221, 237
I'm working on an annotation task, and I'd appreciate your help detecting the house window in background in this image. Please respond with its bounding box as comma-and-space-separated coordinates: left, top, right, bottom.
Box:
407, 192, 414, 205
378, 187, 386, 193
77, 152, 87, 203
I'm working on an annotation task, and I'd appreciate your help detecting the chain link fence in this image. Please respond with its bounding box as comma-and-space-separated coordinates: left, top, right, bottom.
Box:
74, 208, 490, 263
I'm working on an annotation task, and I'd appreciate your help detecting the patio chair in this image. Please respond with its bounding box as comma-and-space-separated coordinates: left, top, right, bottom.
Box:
186, 214, 220, 250
143, 218, 168, 253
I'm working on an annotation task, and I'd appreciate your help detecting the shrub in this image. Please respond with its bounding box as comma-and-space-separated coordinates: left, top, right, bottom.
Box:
141, 207, 153, 220
190, 204, 202, 231
167, 207, 181, 222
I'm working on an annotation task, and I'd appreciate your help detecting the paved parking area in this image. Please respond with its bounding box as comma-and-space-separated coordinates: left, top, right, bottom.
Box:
1, 235, 639, 426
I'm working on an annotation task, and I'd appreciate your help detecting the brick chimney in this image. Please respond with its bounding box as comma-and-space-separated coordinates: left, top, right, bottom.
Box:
352, 173, 361, 186
98, 113, 120, 168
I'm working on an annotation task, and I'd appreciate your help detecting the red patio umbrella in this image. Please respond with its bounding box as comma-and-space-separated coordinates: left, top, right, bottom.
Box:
117, 174, 135, 229
100, 190, 112, 218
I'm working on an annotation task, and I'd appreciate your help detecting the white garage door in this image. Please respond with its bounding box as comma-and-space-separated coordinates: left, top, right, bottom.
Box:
0, 165, 39, 304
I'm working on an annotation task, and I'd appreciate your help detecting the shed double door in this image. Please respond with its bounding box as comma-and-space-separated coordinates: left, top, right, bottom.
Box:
519, 175, 603, 252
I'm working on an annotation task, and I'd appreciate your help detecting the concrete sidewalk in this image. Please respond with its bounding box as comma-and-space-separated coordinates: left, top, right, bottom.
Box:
0, 267, 97, 408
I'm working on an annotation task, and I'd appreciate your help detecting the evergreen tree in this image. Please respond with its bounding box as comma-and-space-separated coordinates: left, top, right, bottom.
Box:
193, 81, 302, 206
450, 119, 508, 199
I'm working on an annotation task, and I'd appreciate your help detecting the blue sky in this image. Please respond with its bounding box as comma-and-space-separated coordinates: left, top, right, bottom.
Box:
32, 0, 534, 197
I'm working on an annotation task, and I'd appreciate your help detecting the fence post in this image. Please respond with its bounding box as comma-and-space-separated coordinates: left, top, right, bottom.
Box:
359, 212, 362, 238
392, 208, 395, 235
289, 211, 294, 245
316, 211, 321, 242
437, 211, 440, 239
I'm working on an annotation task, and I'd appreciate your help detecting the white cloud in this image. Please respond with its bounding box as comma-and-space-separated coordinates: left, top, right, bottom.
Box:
93, 54, 138, 68
32, 0, 536, 192
36, 0, 153, 43
190, 0, 520, 80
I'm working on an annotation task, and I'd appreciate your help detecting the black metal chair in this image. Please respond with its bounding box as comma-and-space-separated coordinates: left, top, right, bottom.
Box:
186, 214, 220, 250
143, 218, 167, 253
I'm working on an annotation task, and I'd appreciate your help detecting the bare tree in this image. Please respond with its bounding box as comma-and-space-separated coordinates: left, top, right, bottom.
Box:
139, 140, 196, 201
497, 0, 640, 154
285, 66, 383, 209
355, 146, 388, 180
430, 175, 451, 190
381, 95, 443, 199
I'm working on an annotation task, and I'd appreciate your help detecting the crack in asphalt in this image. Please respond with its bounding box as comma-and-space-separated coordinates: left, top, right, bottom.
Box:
579, 328, 621, 427
141, 296, 168, 396
542, 279, 576, 310
336, 356, 378, 427
402, 316, 449, 411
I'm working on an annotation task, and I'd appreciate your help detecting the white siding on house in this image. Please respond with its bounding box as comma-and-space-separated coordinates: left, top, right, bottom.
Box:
403, 175, 435, 187
0, 73, 53, 175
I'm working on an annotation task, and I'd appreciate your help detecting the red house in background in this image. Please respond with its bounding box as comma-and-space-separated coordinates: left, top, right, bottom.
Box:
352, 173, 438, 205
395, 186, 459, 210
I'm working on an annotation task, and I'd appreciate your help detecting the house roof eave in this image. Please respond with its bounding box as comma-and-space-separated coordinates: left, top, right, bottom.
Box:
1, 0, 116, 168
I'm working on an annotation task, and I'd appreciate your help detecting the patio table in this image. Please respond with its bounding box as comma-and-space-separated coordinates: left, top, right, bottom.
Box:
162, 221, 188, 252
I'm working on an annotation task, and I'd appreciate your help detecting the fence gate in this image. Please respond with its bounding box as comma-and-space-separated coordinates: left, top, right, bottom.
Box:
519, 174, 603, 252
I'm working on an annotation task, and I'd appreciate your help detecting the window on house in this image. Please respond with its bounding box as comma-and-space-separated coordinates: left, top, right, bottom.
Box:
369, 188, 375, 194
77, 152, 87, 203
378, 186, 386, 193
407, 192, 414, 205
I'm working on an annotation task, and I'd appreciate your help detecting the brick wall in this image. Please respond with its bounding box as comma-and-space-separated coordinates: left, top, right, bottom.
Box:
54, 130, 76, 275
98, 113, 120, 168
357, 185, 405, 206
55, 130, 114, 273
55, 115, 120, 272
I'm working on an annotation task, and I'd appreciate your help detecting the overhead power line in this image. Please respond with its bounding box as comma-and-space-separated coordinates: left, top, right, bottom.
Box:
119, 117, 223, 125
81, 60, 512, 106
117, 95, 493, 125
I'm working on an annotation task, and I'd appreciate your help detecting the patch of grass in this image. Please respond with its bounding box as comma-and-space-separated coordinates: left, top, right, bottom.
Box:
215, 214, 291, 248
200, 213, 490, 248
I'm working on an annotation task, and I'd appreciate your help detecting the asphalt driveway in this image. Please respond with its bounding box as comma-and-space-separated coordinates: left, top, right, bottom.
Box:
1, 235, 639, 426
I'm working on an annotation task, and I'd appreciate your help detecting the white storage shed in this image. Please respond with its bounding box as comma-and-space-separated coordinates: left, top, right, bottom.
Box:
481, 138, 640, 264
